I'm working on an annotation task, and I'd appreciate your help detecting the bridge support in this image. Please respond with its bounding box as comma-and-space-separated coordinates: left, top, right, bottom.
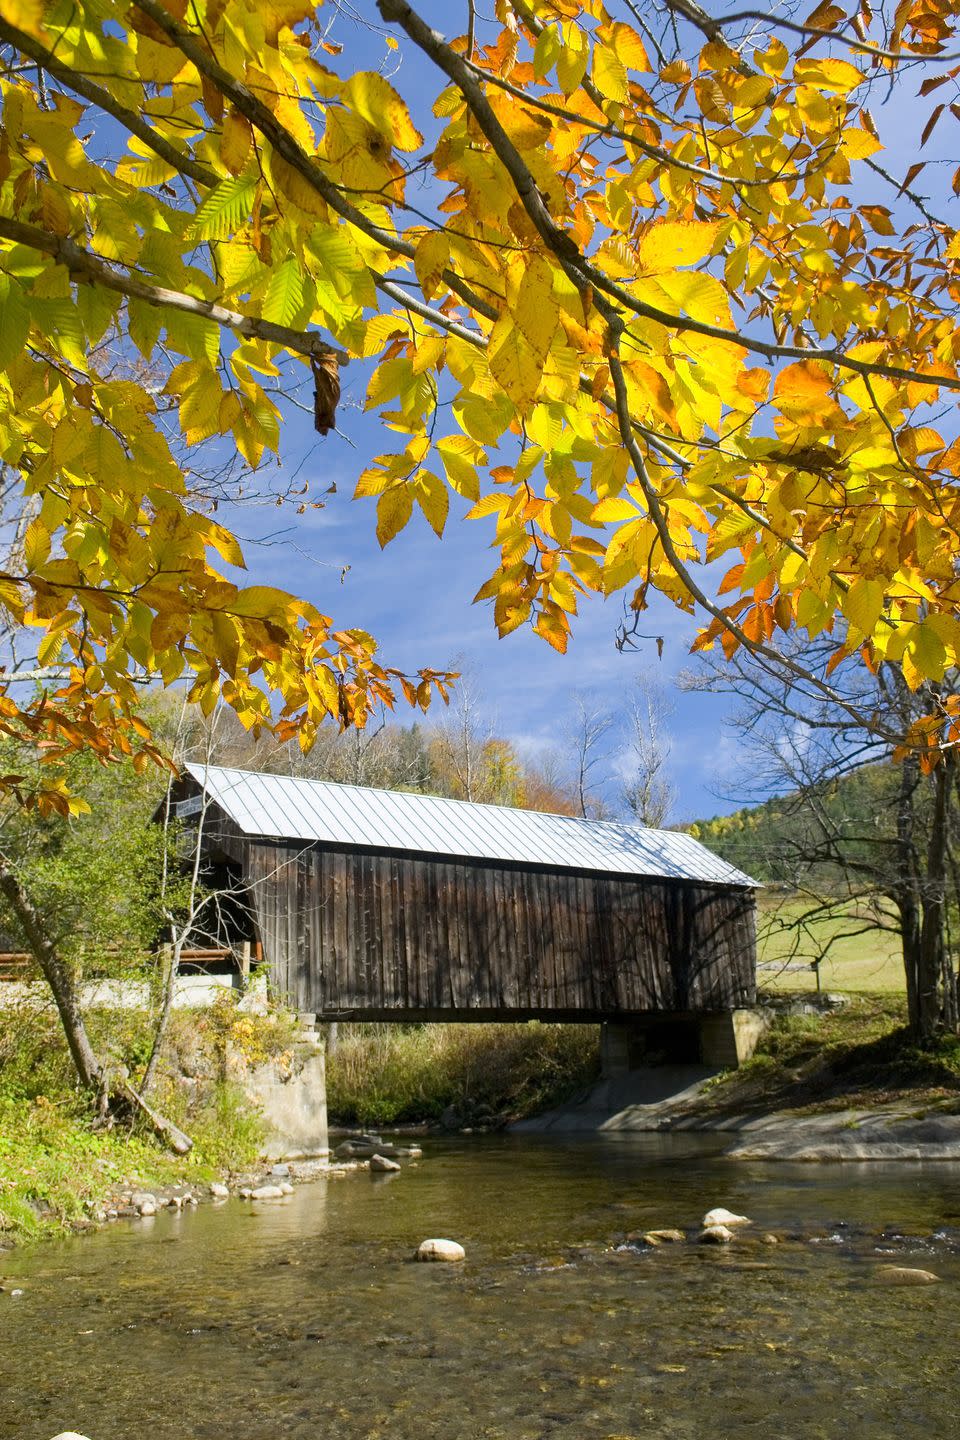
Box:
229, 1014, 329, 1159
601, 1010, 768, 1079
698, 1009, 769, 1069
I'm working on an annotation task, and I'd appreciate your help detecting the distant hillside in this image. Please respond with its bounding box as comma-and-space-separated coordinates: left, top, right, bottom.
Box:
687, 762, 897, 886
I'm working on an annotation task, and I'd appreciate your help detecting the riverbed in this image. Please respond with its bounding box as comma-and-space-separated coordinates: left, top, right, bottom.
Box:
2, 1134, 959, 1439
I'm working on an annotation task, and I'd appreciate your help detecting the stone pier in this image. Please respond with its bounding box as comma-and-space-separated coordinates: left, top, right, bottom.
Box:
600, 1009, 768, 1080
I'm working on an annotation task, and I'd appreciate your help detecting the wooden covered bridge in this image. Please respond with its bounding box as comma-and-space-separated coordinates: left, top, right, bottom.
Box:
173, 765, 759, 1067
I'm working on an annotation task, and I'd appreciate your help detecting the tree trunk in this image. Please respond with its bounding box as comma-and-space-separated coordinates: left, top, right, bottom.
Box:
0, 850, 192, 1150
140, 939, 179, 1098
893, 754, 922, 1034
916, 752, 954, 1042
0, 850, 104, 1094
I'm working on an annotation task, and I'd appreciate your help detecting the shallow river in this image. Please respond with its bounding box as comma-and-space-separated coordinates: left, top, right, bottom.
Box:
2, 1134, 960, 1440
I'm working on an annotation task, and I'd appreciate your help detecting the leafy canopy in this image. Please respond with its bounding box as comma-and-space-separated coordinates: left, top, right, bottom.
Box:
2, 0, 960, 800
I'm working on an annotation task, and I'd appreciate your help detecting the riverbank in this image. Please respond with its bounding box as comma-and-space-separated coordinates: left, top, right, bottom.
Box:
0, 995, 307, 1246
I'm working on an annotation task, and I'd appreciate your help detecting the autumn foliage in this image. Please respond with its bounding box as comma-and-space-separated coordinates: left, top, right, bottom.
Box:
2, 0, 960, 802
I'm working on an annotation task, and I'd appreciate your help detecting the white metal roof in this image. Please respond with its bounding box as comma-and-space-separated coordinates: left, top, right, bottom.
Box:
184, 763, 756, 888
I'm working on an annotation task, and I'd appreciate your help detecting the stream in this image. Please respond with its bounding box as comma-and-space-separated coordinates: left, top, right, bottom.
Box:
1, 1133, 959, 1439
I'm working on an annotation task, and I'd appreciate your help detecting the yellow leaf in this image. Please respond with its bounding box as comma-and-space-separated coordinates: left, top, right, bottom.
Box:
609, 22, 650, 72
793, 57, 864, 93
414, 471, 448, 537
638, 221, 719, 273
341, 71, 423, 152
377, 485, 414, 547
23, 517, 50, 571
773, 360, 832, 414
414, 231, 450, 302
534, 608, 569, 652
220, 110, 253, 176
592, 497, 641, 522
207, 522, 246, 569
556, 29, 589, 95
488, 322, 541, 410
841, 128, 882, 160
592, 44, 628, 104
515, 254, 559, 357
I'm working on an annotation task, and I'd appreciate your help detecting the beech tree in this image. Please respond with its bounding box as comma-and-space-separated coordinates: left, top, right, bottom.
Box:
2, 0, 960, 806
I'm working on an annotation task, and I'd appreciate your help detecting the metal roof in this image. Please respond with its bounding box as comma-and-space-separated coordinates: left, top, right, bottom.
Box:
184, 763, 756, 888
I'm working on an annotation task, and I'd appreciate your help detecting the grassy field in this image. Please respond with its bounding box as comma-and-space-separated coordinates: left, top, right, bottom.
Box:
756, 893, 904, 993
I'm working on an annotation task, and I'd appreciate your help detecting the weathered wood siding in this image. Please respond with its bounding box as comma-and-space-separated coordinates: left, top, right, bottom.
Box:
235, 837, 756, 1020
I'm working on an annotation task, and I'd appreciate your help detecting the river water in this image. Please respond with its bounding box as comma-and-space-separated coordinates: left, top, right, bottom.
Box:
2, 1134, 959, 1440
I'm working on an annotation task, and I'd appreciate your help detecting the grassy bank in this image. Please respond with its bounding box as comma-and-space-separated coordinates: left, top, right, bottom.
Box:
701, 995, 960, 1117
327, 1021, 601, 1128
756, 895, 903, 992
0, 995, 295, 1244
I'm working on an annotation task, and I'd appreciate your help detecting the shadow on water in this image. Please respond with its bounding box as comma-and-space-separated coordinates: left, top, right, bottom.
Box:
2, 1133, 959, 1440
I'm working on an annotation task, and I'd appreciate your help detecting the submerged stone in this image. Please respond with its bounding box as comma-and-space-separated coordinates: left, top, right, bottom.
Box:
698, 1225, 735, 1245
873, 1266, 941, 1286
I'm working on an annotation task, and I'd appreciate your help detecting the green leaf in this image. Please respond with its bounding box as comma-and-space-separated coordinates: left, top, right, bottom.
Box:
842, 576, 884, 637
0, 276, 30, 369
262, 257, 304, 328
187, 174, 257, 241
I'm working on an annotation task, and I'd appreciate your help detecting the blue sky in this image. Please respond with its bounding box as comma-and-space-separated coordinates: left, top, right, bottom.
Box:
218, 5, 943, 822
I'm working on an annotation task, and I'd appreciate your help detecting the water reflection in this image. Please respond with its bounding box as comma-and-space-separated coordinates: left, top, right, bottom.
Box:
1, 1135, 958, 1440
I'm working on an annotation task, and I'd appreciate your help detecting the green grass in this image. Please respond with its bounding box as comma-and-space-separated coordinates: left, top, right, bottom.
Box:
756, 893, 904, 993
327, 1021, 600, 1128
700, 994, 960, 1116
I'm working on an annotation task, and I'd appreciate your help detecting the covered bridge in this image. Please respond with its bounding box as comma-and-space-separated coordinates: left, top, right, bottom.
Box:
174, 765, 757, 1055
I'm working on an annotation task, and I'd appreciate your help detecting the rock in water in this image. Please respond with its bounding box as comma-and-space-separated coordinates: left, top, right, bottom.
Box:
416, 1238, 465, 1262
50, 1433, 94, 1439
702, 1207, 752, 1228
698, 1225, 735, 1245
370, 1154, 401, 1173
873, 1266, 940, 1286
642, 1229, 686, 1245
209, 1182, 229, 1199
250, 1184, 285, 1201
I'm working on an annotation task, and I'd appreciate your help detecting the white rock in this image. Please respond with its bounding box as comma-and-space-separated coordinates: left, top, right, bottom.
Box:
415, 1238, 465, 1262
279, 1182, 294, 1195
698, 1225, 735, 1245
137, 1200, 157, 1217
209, 1182, 229, 1200
702, 1207, 751, 1228
49, 1433, 94, 1439
251, 1184, 285, 1201
370, 1154, 401, 1173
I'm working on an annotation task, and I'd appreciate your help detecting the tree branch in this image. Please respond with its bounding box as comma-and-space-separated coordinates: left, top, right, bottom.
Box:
0, 217, 345, 362
376, 0, 960, 395
0, 17, 219, 190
